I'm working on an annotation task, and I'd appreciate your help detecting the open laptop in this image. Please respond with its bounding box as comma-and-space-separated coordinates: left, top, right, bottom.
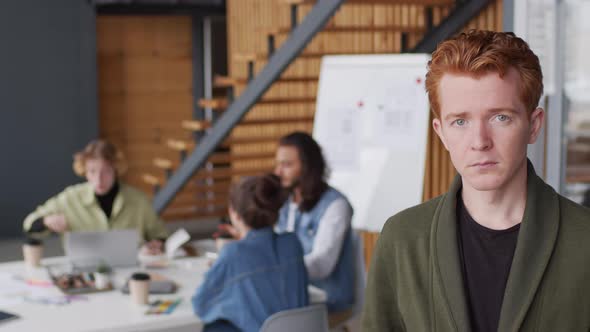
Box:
64, 229, 140, 267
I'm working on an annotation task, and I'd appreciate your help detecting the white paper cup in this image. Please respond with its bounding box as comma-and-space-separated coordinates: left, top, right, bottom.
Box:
23, 239, 43, 267
129, 272, 150, 305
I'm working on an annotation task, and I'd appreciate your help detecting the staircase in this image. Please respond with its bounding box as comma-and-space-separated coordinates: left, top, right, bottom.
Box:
142, 0, 491, 221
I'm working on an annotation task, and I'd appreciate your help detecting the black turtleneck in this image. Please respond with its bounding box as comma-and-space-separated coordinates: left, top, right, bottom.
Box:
96, 181, 119, 219
27, 182, 120, 233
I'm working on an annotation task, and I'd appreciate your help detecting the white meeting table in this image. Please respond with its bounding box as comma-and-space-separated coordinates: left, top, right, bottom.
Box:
0, 252, 326, 332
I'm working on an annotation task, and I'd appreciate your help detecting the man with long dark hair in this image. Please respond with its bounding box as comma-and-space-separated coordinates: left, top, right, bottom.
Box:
274, 132, 355, 324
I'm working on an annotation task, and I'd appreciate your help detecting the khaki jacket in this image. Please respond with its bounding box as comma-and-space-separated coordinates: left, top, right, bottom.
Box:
362, 164, 590, 331
23, 182, 168, 241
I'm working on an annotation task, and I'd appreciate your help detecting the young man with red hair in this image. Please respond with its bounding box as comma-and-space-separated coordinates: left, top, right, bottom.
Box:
362, 30, 590, 331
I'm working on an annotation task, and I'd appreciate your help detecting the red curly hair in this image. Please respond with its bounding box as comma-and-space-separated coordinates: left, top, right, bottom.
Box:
425, 30, 543, 117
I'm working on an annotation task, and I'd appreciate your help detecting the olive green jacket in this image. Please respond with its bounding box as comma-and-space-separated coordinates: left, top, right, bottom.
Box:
362, 165, 590, 331
23, 182, 168, 242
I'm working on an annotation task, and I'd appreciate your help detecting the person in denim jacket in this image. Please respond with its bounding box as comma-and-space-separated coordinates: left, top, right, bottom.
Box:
192, 174, 309, 332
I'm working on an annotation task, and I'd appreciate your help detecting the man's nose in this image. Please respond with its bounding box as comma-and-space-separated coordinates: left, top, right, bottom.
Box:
470, 121, 492, 151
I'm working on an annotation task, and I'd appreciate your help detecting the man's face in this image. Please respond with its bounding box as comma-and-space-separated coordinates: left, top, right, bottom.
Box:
274, 145, 302, 189
432, 69, 544, 192
85, 158, 116, 195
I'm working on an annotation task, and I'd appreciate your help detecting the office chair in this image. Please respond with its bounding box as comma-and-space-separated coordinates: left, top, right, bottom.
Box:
260, 304, 329, 332
332, 230, 366, 332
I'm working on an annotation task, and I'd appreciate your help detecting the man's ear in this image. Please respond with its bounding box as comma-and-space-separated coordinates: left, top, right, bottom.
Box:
528, 107, 545, 144
432, 117, 449, 151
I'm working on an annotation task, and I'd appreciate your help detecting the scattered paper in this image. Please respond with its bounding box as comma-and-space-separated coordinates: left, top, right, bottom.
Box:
165, 229, 191, 259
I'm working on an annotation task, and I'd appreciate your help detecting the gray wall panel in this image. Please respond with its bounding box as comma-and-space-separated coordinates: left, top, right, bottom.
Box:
0, 0, 97, 238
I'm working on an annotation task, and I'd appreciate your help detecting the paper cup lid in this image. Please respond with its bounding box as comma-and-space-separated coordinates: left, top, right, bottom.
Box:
24, 238, 42, 246
130, 272, 150, 281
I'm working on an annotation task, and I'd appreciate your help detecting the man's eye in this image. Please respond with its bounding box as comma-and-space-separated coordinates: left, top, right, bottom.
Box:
454, 119, 466, 126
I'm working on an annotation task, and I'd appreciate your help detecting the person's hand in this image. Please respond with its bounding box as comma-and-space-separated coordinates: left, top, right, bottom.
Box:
140, 240, 165, 256
43, 214, 68, 233
212, 224, 242, 240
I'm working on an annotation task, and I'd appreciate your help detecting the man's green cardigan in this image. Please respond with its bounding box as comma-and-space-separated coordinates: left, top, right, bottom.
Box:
362, 164, 590, 331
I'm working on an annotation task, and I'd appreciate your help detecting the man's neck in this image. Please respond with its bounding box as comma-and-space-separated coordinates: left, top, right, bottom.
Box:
291, 187, 303, 205
461, 161, 528, 230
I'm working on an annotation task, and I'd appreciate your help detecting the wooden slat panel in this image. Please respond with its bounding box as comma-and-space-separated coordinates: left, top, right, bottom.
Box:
98, 55, 192, 94
98, 15, 195, 221
97, 16, 192, 57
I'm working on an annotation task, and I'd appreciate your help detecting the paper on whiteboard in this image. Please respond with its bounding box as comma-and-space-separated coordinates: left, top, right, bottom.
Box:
368, 72, 428, 148
316, 107, 360, 171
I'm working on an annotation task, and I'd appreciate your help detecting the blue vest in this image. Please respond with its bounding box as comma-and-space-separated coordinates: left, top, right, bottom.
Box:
277, 187, 355, 312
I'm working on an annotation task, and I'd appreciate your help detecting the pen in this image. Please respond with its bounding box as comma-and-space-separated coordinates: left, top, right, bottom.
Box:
164, 299, 182, 314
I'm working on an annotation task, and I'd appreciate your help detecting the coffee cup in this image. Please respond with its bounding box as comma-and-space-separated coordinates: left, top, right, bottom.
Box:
129, 272, 150, 305
23, 238, 43, 267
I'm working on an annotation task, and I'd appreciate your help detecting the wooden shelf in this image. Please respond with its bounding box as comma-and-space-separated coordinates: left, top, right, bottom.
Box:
153, 158, 173, 170
142, 173, 161, 186
166, 138, 195, 152
198, 98, 229, 110
213, 75, 241, 88
181, 120, 211, 131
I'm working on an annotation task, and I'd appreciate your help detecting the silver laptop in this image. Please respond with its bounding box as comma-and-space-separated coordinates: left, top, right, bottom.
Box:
64, 229, 140, 267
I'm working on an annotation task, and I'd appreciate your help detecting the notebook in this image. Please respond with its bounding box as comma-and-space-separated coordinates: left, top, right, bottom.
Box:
64, 229, 140, 267
121, 272, 177, 294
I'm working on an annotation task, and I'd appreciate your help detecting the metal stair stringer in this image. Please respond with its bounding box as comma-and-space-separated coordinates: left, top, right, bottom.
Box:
153, 0, 347, 213
412, 0, 492, 53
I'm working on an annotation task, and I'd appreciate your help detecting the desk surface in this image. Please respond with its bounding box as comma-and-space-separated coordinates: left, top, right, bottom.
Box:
0, 256, 207, 332
0, 240, 326, 332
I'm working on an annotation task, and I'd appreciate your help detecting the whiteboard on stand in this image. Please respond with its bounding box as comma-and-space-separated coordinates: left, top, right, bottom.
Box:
313, 54, 431, 233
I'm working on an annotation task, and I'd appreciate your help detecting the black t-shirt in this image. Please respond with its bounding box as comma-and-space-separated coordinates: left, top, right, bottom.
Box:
457, 195, 520, 332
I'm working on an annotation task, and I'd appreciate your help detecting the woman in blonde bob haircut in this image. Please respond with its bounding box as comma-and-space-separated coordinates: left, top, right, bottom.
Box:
72, 139, 128, 177
23, 139, 168, 255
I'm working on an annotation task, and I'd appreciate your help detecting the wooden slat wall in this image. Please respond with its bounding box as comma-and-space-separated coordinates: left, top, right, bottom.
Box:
226, 0, 503, 267
97, 16, 202, 220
